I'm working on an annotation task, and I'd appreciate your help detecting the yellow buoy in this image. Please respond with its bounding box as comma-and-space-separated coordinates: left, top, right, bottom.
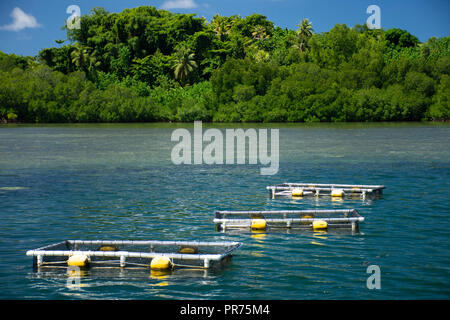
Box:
98, 245, 118, 252
331, 189, 344, 197
301, 214, 313, 225
178, 246, 198, 254
251, 219, 267, 230
150, 256, 172, 270
67, 252, 90, 267
291, 188, 303, 197
312, 220, 328, 230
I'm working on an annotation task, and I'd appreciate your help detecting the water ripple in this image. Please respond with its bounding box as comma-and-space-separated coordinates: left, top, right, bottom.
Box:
0, 123, 449, 299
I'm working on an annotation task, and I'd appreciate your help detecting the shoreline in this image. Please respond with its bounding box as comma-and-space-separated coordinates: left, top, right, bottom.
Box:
1, 120, 449, 126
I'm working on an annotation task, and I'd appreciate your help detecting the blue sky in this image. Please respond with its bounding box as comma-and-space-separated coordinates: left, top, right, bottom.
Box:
0, 0, 449, 57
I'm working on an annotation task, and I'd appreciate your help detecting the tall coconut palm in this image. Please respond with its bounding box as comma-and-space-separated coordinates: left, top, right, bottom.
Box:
294, 18, 314, 53
171, 46, 198, 87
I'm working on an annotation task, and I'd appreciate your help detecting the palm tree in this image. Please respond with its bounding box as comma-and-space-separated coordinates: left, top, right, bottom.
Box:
253, 49, 270, 63
70, 44, 90, 72
70, 44, 100, 80
294, 18, 314, 53
171, 46, 198, 87
87, 55, 101, 81
211, 15, 232, 40
252, 25, 269, 41
87, 55, 100, 72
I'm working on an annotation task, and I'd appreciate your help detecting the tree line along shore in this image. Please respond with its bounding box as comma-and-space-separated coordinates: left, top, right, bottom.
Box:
0, 6, 449, 123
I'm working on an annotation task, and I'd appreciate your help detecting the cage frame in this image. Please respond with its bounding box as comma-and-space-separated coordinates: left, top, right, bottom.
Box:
26, 240, 243, 269
214, 209, 364, 231
267, 182, 385, 199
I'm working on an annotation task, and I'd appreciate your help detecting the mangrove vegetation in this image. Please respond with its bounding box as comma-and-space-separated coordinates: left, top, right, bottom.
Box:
0, 6, 449, 123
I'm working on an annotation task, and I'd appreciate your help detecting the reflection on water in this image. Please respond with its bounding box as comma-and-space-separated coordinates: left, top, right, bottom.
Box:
0, 186, 28, 191
1, 123, 449, 299
251, 231, 267, 241
311, 231, 328, 246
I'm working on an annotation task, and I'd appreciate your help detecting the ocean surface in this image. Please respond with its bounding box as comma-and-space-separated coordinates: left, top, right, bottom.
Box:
0, 122, 449, 299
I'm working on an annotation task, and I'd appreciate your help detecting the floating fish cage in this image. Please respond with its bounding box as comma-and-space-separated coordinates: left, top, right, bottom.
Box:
26, 240, 242, 270
267, 182, 385, 199
214, 209, 364, 232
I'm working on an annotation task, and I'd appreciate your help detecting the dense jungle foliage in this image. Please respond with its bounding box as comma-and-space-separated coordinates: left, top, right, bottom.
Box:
0, 6, 448, 123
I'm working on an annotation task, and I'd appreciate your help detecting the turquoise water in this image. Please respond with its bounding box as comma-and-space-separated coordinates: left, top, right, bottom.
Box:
0, 122, 449, 299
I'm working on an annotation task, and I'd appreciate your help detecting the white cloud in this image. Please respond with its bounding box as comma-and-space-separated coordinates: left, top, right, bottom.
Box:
161, 0, 198, 10
0, 7, 41, 32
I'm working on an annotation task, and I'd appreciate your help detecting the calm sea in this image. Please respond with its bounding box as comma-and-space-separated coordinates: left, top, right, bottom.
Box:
0, 122, 449, 299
